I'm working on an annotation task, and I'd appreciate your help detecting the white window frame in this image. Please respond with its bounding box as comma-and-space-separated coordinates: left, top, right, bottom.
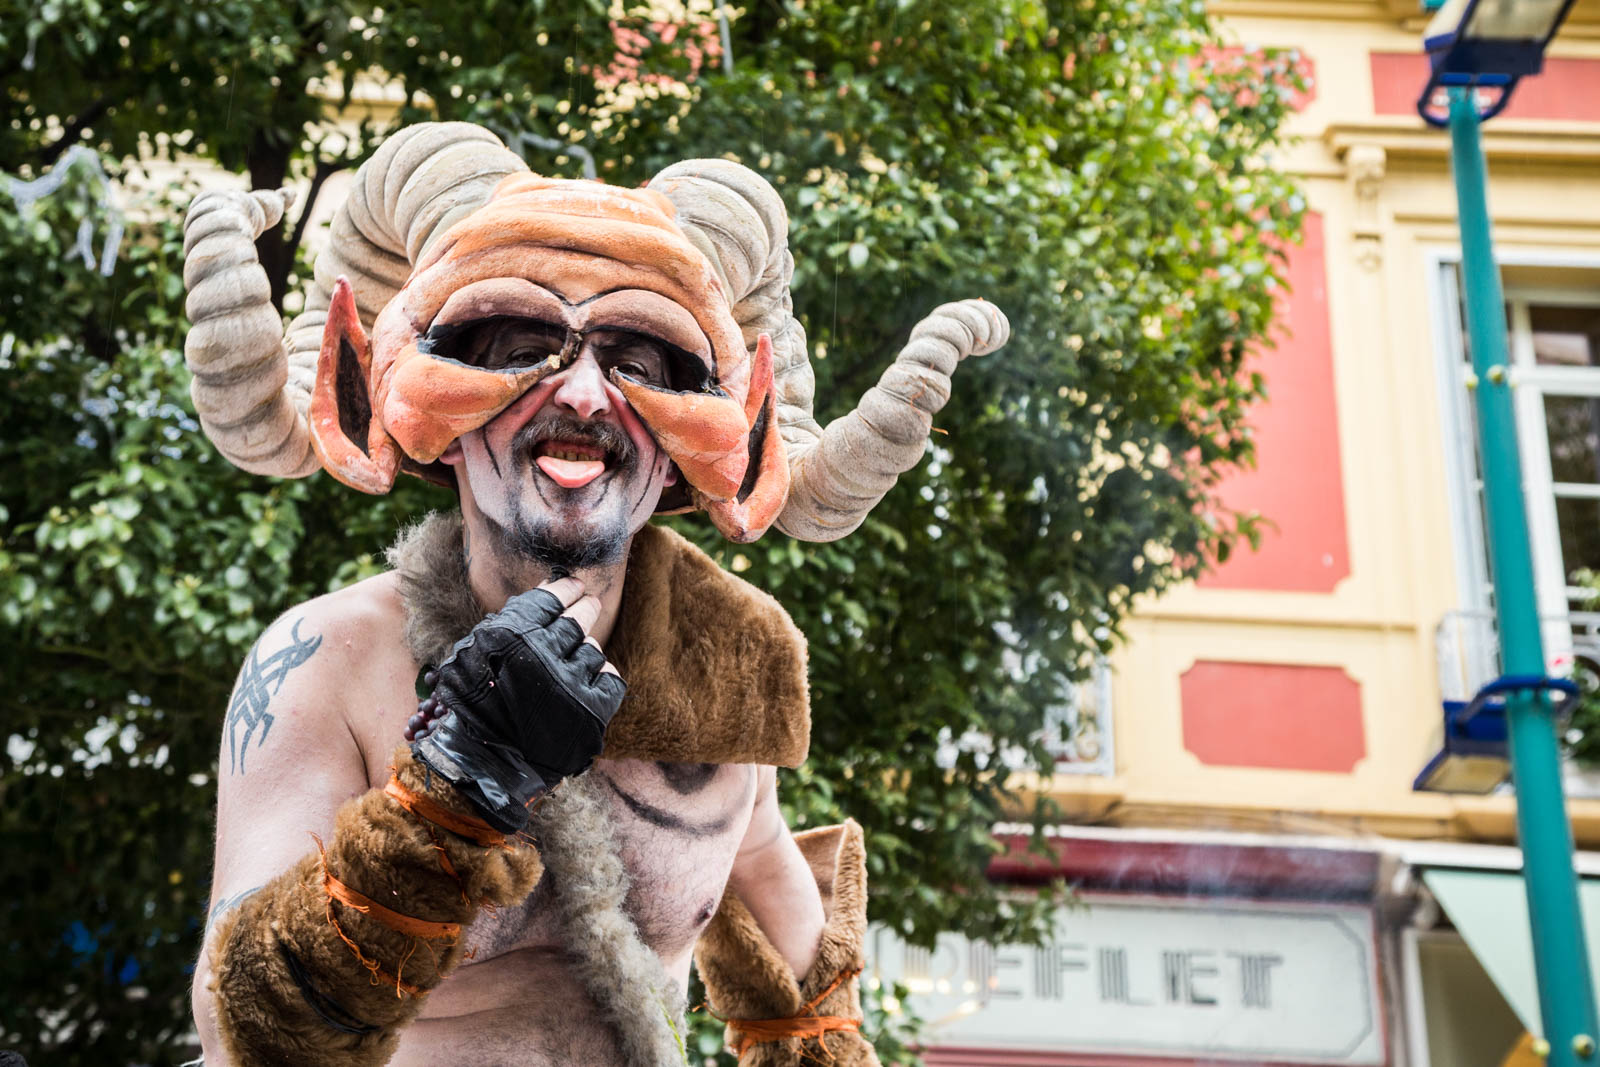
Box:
1428, 247, 1600, 684
1041, 658, 1115, 775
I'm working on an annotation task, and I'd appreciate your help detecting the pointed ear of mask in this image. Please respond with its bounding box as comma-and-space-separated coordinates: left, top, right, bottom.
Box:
705, 334, 790, 542
310, 276, 402, 494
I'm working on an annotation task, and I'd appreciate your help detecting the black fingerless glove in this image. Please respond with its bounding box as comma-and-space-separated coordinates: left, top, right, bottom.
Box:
411, 588, 626, 833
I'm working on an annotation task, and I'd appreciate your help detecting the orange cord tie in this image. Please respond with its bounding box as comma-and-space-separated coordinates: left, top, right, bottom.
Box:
312, 834, 457, 998
424, 825, 472, 905
384, 773, 507, 848
720, 965, 865, 1059
324, 866, 462, 941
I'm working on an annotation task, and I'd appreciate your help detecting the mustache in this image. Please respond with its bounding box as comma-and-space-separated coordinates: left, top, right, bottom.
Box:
512, 410, 638, 467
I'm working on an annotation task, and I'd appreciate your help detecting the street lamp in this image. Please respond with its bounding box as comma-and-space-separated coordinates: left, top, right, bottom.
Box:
1415, 676, 1578, 794
1415, 695, 1512, 794
1413, 0, 1595, 1062
1417, 0, 1580, 124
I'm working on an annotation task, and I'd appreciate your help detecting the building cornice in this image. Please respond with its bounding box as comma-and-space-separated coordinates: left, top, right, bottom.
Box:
1211, 0, 1600, 36
1210, 0, 1421, 24
1018, 774, 1600, 850
1326, 117, 1600, 164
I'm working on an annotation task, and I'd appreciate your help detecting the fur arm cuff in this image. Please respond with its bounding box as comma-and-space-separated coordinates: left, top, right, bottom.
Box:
208, 748, 543, 1067
694, 820, 880, 1067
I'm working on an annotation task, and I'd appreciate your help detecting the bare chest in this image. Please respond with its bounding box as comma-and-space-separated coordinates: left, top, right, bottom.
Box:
400, 758, 755, 1063
349, 636, 757, 1040
354, 676, 756, 957
464, 757, 756, 965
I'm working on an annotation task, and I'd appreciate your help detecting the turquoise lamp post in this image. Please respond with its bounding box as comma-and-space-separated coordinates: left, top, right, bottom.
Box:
1415, 0, 1596, 1062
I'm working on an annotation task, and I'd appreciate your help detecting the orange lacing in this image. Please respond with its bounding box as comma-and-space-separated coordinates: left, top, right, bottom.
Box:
312, 834, 461, 998
424, 823, 471, 904
717, 965, 864, 1060
383, 773, 508, 848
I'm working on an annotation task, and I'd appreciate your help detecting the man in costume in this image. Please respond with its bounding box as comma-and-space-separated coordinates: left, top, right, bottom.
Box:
183, 122, 1007, 1066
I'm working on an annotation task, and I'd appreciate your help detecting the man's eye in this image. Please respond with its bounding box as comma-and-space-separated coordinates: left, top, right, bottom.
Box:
480, 323, 567, 370
498, 345, 557, 367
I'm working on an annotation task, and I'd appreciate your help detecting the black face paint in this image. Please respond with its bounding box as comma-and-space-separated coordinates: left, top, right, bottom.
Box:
630, 441, 665, 514
483, 428, 503, 480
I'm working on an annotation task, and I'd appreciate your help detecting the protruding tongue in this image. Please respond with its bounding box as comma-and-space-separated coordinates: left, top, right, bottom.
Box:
536, 456, 607, 488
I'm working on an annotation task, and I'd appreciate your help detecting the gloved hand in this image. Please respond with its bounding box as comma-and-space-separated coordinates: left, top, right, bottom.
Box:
410, 578, 626, 832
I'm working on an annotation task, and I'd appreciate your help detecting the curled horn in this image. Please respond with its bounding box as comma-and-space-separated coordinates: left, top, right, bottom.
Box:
779, 299, 1008, 540
182, 188, 317, 476
649, 160, 1009, 543
181, 123, 528, 477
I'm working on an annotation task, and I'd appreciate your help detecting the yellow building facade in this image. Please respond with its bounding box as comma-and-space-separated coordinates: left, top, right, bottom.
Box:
877, 4, 1600, 1066
1090, 0, 1600, 848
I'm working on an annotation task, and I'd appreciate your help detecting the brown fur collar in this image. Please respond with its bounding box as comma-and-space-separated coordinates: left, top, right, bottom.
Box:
387, 512, 811, 767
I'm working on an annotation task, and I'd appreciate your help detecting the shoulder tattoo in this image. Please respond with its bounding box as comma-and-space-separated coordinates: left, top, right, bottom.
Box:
226, 617, 323, 775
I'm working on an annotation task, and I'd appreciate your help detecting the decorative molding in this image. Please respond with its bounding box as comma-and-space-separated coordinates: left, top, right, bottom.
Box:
1180, 660, 1367, 774
1208, 0, 1411, 22
1025, 786, 1600, 849
1346, 142, 1388, 200
1326, 118, 1600, 165
1346, 142, 1387, 271
1354, 236, 1385, 273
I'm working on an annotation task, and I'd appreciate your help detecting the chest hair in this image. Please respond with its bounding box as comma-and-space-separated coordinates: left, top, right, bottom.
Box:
464, 759, 755, 962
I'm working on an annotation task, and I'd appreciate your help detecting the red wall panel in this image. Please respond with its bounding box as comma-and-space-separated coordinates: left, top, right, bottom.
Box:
1180, 660, 1365, 773
1199, 212, 1351, 592
1371, 52, 1600, 121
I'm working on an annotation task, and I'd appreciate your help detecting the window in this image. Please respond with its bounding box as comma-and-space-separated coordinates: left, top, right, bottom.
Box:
1041, 661, 1115, 775
932, 659, 1115, 776
1434, 258, 1600, 695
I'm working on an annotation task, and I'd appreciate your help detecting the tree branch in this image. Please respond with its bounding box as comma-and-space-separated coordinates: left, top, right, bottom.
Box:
35, 97, 114, 168
284, 157, 344, 263
80, 313, 119, 364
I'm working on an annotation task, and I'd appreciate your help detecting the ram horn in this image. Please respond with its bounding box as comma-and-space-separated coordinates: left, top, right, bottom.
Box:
181, 123, 527, 477
648, 159, 1009, 542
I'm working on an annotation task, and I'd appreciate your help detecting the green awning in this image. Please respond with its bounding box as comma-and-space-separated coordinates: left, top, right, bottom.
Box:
1422, 868, 1600, 1037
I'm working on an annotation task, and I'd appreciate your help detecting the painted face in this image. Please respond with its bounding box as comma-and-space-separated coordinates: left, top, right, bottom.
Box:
308, 173, 789, 542
442, 322, 680, 571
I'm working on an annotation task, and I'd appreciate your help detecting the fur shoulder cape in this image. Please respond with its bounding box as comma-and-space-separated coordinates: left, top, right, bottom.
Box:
388, 512, 811, 768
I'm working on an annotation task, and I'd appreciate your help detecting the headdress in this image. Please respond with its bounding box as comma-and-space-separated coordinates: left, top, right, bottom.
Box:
182, 123, 1008, 542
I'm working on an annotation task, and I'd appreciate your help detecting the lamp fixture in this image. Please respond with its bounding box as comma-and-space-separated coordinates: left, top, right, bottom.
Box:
1414, 674, 1579, 793
1413, 696, 1512, 793
1415, 0, 1580, 125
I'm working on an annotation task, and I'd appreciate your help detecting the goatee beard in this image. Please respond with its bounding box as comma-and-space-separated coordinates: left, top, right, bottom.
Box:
482, 508, 627, 578
477, 409, 638, 583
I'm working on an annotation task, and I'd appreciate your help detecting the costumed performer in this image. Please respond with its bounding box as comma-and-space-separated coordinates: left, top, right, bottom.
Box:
182, 121, 1009, 1066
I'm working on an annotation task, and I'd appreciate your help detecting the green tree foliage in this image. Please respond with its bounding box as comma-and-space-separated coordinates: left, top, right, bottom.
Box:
0, 1, 1304, 1062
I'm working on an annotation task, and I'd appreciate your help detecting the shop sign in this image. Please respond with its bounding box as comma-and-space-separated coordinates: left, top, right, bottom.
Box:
867, 895, 1383, 1064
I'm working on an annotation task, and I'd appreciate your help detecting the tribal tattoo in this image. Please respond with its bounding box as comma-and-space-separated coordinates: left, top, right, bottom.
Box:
226, 618, 323, 775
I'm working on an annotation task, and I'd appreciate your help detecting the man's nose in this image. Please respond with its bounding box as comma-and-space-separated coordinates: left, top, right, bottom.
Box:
549, 351, 611, 420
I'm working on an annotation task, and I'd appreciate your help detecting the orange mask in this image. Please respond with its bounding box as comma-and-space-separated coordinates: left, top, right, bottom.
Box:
308, 175, 788, 542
